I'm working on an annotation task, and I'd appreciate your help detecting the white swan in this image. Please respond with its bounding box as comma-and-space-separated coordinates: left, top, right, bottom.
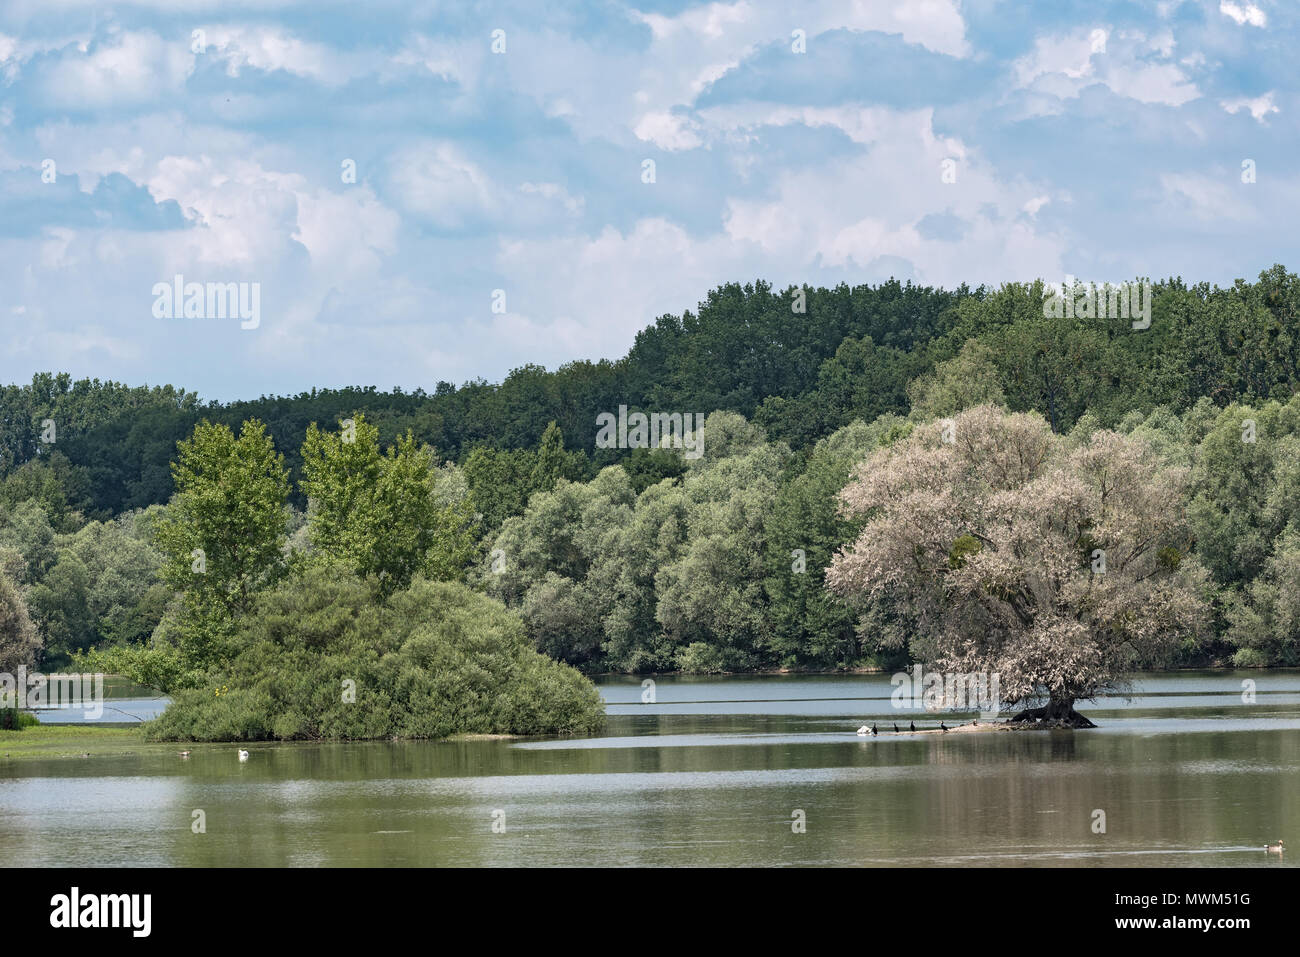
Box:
856, 726, 869, 736
238, 749, 250, 761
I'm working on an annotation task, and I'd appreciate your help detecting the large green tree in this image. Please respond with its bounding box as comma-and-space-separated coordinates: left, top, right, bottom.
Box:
764, 415, 911, 669
0, 567, 41, 675
301, 415, 477, 595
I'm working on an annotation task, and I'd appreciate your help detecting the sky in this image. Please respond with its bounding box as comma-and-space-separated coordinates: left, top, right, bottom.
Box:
0, 0, 1295, 401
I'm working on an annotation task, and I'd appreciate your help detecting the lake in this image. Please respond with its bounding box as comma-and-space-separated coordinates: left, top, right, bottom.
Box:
3, 671, 1298, 867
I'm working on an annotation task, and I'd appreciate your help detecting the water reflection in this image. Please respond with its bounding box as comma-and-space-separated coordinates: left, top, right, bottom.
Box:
2, 670, 1297, 867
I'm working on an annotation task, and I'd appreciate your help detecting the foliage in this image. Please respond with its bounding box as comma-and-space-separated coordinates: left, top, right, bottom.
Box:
0, 566, 41, 674
24, 511, 167, 666
153, 419, 290, 617
144, 568, 605, 741
826, 406, 1210, 710
300, 414, 478, 595
765, 415, 913, 668
7, 266, 1300, 680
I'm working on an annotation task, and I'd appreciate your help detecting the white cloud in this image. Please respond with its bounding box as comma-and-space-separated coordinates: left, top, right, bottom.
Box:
717, 108, 1063, 284
387, 142, 498, 230
634, 111, 704, 150
203, 26, 345, 84
518, 181, 584, 217
1011, 27, 1198, 110
1023, 196, 1050, 217
1220, 91, 1279, 122
1220, 2, 1267, 27
37, 30, 194, 107
389, 34, 468, 85
506, 0, 970, 146
1158, 172, 1254, 221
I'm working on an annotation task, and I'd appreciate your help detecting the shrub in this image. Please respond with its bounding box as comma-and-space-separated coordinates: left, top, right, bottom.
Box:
0, 708, 40, 730
144, 566, 605, 741
1231, 647, 1271, 669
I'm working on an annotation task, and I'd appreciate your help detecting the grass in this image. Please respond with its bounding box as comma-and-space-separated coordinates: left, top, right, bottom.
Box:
0, 723, 157, 760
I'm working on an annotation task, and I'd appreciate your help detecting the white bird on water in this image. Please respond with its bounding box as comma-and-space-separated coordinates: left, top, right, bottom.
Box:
238, 749, 250, 762
856, 726, 869, 736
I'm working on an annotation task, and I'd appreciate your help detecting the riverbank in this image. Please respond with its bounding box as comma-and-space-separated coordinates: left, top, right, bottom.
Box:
0, 725, 149, 760
0, 723, 538, 761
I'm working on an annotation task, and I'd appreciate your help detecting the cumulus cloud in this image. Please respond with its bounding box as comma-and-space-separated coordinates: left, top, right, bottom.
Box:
1220, 91, 1279, 122
1219, 2, 1267, 27
202, 26, 354, 85
1011, 26, 1199, 110
1, 0, 1297, 400
33, 30, 194, 108
387, 142, 499, 231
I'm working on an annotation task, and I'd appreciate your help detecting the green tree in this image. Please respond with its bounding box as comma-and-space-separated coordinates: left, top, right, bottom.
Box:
154, 419, 290, 616
764, 415, 911, 669
654, 414, 790, 671
144, 567, 605, 742
25, 512, 167, 667
463, 446, 537, 530
301, 415, 477, 595
907, 340, 1006, 420
0, 500, 58, 584
531, 421, 567, 493
0, 566, 41, 674
146, 419, 290, 679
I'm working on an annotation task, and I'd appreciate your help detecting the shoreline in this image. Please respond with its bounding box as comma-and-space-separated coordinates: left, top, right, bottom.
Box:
585, 663, 1297, 678
0, 725, 531, 761
0, 715, 1087, 761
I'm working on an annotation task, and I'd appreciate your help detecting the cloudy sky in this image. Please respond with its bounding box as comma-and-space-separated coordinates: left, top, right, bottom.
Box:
0, 0, 1295, 400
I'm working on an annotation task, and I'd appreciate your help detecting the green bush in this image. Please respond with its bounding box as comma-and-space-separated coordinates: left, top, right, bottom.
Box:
144, 566, 605, 742
674, 641, 731, 674
0, 708, 40, 730
1231, 647, 1271, 669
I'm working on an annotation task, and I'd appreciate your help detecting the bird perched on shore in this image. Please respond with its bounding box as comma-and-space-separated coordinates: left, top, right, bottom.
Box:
238, 749, 250, 761
909, 721, 916, 732
871, 723, 878, 736
940, 722, 948, 732
893, 723, 899, 733
856, 725, 869, 736
1266, 840, 1285, 854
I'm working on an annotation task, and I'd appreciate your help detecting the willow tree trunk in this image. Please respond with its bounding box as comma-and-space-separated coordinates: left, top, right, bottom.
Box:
1009, 696, 1097, 728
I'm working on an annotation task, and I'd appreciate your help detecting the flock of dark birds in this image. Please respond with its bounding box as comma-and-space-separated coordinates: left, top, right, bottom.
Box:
856, 719, 979, 736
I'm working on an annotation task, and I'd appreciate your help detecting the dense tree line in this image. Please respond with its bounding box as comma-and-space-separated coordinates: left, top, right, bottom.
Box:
3, 268, 1299, 517
2, 266, 1299, 689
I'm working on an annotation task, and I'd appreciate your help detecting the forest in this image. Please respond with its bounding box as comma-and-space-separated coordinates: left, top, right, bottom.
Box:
1, 266, 1298, 715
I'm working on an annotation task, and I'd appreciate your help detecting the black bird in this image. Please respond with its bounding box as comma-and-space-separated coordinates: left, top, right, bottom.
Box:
940, 721, 948, 732
871, 723, 878, 736
909, 721, 916, 732
893, 723, 899, 733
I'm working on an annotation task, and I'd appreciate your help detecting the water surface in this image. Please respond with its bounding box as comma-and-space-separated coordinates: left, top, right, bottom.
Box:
2, 671, 1297, 866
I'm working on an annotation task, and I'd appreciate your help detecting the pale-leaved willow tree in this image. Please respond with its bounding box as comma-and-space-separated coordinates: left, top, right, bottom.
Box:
826, 405, 1209, 727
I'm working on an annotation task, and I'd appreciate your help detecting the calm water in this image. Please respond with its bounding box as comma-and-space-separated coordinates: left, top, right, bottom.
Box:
3, 671, 1298, 867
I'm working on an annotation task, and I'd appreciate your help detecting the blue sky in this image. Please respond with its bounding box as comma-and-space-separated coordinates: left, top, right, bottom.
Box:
0, 0, 1295, 400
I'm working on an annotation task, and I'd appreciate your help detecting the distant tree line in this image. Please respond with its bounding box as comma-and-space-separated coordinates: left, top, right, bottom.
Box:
1, 266, 1299, 687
